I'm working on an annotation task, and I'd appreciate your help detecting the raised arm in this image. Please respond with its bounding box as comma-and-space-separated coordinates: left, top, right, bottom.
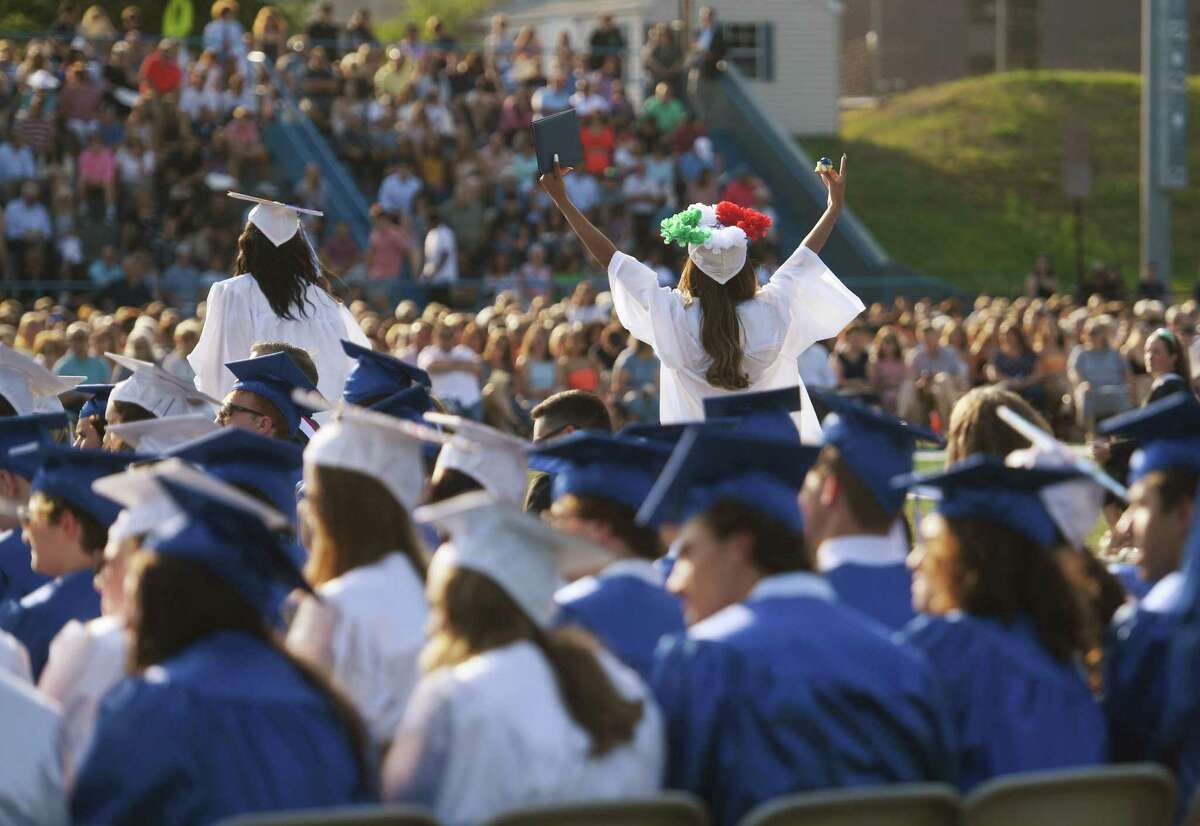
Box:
540, 162, 617, 269
800, 154, 847, 255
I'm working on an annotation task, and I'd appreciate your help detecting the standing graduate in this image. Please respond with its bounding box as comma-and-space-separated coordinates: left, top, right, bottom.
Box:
642, 429, 956, 826
71, 385, 112, 449
71, 473, 372, 826
527, 431, 682, 682
800, 390, 941, 630
0, 445, 134, 679
894, 457, 1109, 789
384, 492, 663, 825
188, 194, 371, 403
541, 157, 863, 443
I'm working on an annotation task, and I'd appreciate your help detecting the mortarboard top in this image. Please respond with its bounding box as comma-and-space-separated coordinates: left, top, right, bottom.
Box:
226, 352, 324, 439
0, 413, 68, 478
527, 432, 674, 511
414, 491, 613, 628
369, 385, 435, 422
425, 412, 530, 507
0, 344, 84, 416
1098, 393, 1200, 483
341, 339, 432, 405
890, 455, 1085, 548
702, 386, 803, 442
618, 419, 736, 445
228, 191, 322, 248
165, 428, 303, 521
76, 384, 114, 421
637, 429, 820, 533
530, 108, 584, 176
107, 352, 220, 419
12, 443, 144, 527
809, 388, 942, 514
145, 476, 311, 619
105, 413, 220, 455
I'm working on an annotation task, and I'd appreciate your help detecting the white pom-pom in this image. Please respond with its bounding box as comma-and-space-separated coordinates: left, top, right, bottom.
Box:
700, 225, 748, 251
687, 202, 719, 228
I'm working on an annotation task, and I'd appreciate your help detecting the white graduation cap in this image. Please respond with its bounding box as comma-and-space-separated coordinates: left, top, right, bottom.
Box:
0, 344, 84, 416
105, 413, 220, 454
107, 353, 220, 419
414, 491, 614, 628
228, 191, 323, 248
425, 412, 530, 506
304, 400, 450, 511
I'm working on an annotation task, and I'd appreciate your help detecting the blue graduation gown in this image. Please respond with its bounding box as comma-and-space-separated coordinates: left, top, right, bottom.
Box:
1108, 562, 1154, 602
71, 630, 371, 826
902, 613, 1108, 790
0, 568, 100, 679
1103, 604, 1179, 763
824, 563, 915, 631
0, 529, 50, 604
651, 573, 957, 826
555, 560, 685, 682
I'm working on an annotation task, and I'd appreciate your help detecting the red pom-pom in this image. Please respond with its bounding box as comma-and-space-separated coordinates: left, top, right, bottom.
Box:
715, 200, 772, 242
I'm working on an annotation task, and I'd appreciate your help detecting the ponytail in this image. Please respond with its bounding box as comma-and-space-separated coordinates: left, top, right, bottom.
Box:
678, 258, 758, 390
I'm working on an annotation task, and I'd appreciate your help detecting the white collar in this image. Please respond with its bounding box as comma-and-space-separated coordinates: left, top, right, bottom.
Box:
748, 571, 834, 603
816, 534, 908, 571
598, 557, 664, 587
1142, 570, 1185, 613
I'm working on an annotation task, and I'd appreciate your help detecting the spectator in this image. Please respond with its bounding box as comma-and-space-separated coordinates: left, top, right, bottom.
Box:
643, 23, 685, 98
832, 324, 871, 394
374, 46, 412, 97
252, 6, 288, 62
340, 8, 378, 55
377, 161, 422, 218
53, 322, 111, 383
557, 323, 601, 393
5, 181, 51, 280
515, 323, 557, 406
986, 319, 1043, 410
640, 82, 688, 135
365, 206, 412, 281
0, 133, 34, 193
612, 334, 659, 396
531, 72, 572, 118
88, 244, 123, 287
202, 0, 246, 60
99, 251, 154, 308
484, 14, 514, 67
569, 78, 609, 117
688, 5, 726, 118
59, 63, 103, 145
13, 94, 56, 160
77, 133, 117, 220
138, 38, 183, 96
419, 209, 458, 286
163, 318, 201, 382
304, 1, 339, 55
1068, 316, 1132, 434
319, 221, 360, 276
516, 244, 552, 300
510, 26, 544, 86
588, 13, 626, 74
868, 325, 907, 415
162, 245, 202, 307
900, 321, 968, 431
1025, 253, 1058, 298
1143, 327, 1193, 404
417, 318, 483, 419
719, 167, 760, 208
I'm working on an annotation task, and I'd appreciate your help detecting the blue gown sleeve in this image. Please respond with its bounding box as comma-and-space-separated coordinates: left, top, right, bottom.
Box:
1104, 607, 1177, 762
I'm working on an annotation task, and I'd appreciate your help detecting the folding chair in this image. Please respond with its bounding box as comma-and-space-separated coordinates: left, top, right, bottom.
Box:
214, 804, 439, 826
737, 783, 961, 826
481, 792, 709, 826
964, 764, 1176, 826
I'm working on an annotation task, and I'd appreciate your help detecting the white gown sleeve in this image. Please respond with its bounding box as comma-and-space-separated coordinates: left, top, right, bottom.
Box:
340, 304, 371, 348
606, 252, 695, 370
381, 672, 456, 808
758, 245, 865, 358
188, 279, 253, 399
0, 629, 29, 682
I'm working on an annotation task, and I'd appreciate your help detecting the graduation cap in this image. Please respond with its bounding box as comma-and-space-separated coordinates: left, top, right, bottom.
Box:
618, 419, 735, 445
1098, 393, 1200, 483
0, 413, 68, 478
527, 432, 674, 511
414, 491, 613, 628
637, 429, 820, 533
166, 428, 303, 521
341, 340, 432, 406
810, 388, 941, 514
76, 384, 114, 421
890, 455, 1085, 548
426, 413, 530, 506
369, 385, 435, 422
106, 413, 220, 455
703, 386, 802, 442
228, 191, 323, 247
0, 344, 84, 416
226, 352, 325, 439
107, 352, 220, 419
14, 443, 143, 527
305, 402, 449, 511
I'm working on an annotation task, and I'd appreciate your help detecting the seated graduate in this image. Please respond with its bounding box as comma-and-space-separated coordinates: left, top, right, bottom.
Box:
0, 445, 135, 679
424, 413, 531, 506
105, 414, 219, 456
102, 353, 219, 450
0, 343, 84, 416
71, 385, 112, 449
71, 473, 372, 826
217, 352, 325, 443
383, 493, 662, 825
643, 429, 956, 826
0, 414, 70, 604
801, 390, 941, 630
894, 456, 1109, 789
527, 431, 682, 682
0, 668, 67, 826
287, 404, 436, 751
524, 389, 614, 515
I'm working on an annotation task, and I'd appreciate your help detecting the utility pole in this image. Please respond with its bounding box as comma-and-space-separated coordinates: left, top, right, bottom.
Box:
994, 0, 1008, 73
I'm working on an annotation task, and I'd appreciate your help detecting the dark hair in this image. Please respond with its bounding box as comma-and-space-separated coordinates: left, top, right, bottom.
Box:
678, 258, 757, 390
250, 341, 320, 386
234, 224, 329, 320
552, 494, 662, 560
702, 498, 812, 574
85, 413, 106, 441
129, 552, 371, 782
530, 390, 612, 434
305, 465, 427, 586
423, 566, 643, 757
1149, 328, 1193, 387
1144, 466, 1200, 513
110, 400, 156, 424
945, 386, 1051, 465
426, 466, 484, 505
40, 494, 107, 553
809, 446, 896, 527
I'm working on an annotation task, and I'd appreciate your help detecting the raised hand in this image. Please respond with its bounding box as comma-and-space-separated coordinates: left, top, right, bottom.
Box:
538, 158, 575, 204
817, 154, 847, 209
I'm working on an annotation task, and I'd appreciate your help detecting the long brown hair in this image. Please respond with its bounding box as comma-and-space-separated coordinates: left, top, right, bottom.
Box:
304, 465, 427, 587
678, 258, 757, 390
422, 565, 643, 757
234, 224, 330, 320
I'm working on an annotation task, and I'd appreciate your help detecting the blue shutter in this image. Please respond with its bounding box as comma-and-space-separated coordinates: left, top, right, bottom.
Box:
759, 22, 775, 81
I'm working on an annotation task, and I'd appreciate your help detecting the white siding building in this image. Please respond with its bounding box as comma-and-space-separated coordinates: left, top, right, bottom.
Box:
498, 0, 842, 135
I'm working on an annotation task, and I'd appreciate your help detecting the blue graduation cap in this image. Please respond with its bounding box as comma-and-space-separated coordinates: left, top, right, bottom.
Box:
226, 352, 323, 439
527, 432, 674, 511
147, 477, 311, 619
637, 429, 821, 533
0, 413, 68, 478
810, 388, 943, 514
341, 340, 432, 406
702, 386, 802, 442
76, 384, 113, 421
165, 428, 303, 521
15, 443, 142, 527
370, 385, 435, 423
891, 455, 1084, 548
618, 419, 735, 445
1098, 393, 1200, 483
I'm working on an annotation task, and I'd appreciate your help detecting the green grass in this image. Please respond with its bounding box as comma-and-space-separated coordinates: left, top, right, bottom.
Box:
800, 71, 1200, 294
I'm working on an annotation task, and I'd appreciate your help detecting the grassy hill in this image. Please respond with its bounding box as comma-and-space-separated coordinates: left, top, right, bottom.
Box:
799, 71, 1200, 295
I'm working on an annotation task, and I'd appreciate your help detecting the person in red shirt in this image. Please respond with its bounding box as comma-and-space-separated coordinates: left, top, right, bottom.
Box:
138, 39, 183, 96
720, 168, 761, 208
579, 112, 615, 176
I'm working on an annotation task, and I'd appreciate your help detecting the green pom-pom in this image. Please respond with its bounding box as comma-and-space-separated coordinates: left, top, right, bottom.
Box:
660, 208, 712, 248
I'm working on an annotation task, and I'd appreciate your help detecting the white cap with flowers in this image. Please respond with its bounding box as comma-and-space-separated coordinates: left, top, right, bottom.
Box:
659, 200, 773, 284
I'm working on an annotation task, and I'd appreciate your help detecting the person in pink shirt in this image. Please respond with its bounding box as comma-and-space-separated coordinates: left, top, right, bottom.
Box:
365, 205, 413, 280
77, 133, 116, 219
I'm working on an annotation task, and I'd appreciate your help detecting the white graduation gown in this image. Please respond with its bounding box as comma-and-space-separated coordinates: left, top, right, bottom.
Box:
0, 669, 67, 826
0, 629, 30, 682
287, 553, 427, 748
383, 639, 663, 826
607, 245, 864, 443
188, 273, 371, 403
